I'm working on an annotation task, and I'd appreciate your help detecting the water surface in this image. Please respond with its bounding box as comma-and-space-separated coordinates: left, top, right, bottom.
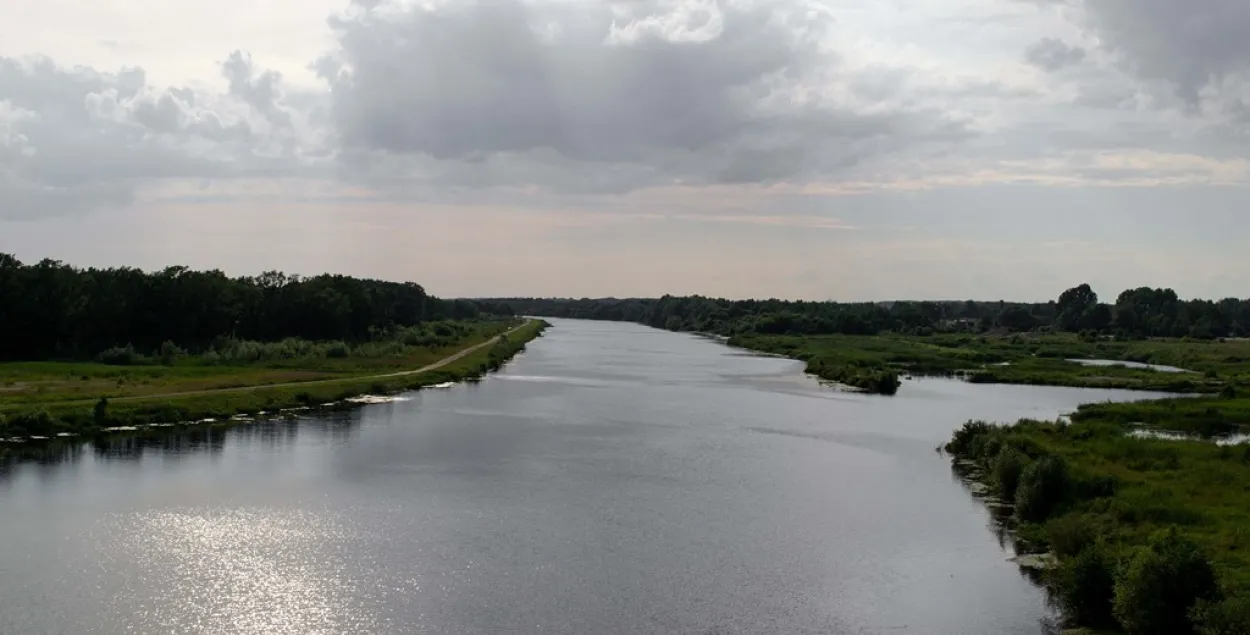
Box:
1066, 358, 1192, 373
0, 319, 1176, 635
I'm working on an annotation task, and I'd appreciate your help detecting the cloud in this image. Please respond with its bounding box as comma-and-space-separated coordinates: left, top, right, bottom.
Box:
3, 0, 1249, 224
222, 51, 293, 128
1024, 38, 1086, 71
316, 0, 972, 193
0, 51, 323, 219
1032, 0, 1250, 108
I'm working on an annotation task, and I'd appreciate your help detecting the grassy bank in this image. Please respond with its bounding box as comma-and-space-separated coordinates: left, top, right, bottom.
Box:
945, 399, 1250, 634
0, 319, 548, 440
725, 332, 1242, 395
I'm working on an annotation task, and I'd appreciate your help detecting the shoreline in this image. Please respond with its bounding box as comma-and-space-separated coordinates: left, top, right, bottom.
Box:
0, 320, 549, 449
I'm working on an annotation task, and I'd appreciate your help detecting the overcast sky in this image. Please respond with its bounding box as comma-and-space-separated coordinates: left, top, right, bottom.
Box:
1, 0, 1248, 301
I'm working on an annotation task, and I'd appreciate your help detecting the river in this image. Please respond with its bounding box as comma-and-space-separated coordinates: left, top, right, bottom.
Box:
0, 319, 1177, 635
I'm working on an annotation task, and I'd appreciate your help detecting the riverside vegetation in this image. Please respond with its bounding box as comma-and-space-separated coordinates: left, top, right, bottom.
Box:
0, 254, 545, 442
944, 391, 1250, 634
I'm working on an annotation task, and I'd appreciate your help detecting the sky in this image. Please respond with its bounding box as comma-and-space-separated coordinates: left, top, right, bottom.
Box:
1, 0, 1248, 302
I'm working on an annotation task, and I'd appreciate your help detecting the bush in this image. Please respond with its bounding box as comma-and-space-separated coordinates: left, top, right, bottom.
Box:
993, 447, 1028, 500
1113, 530, 1221, 635
98, 345, 140, 366
1046, 514, 1098, 557
8, 410, 58, 436
158, 340, 184, 365
1016, 456, 1071, 523
325, 341, 351, 359
93, 397, 109, 425
946, 421, 994, 456
1052, 544, 1117, 629
1192, 597, 1250, 635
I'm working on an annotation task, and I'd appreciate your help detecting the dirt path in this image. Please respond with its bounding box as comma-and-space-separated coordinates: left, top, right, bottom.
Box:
107, 321, 535, 404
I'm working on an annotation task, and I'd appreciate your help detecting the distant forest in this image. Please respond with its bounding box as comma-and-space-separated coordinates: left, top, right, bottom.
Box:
0, 254, 515, 360
492, 284, 1250, 340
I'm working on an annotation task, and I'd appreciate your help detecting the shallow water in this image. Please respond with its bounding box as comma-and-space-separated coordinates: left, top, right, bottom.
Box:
1066, 358, 1192, 373
0, 319, 1176, 635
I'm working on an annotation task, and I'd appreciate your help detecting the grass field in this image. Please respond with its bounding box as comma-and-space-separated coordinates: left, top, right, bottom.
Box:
0, 319, 516, 407
0, 319, 548, 439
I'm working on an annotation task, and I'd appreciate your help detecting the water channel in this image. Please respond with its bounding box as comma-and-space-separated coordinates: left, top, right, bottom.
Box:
0, 319, 1177, 634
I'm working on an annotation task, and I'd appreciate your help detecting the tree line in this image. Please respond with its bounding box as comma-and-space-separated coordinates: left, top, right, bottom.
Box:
493, 284, 1250, 340
0, 254, 515, 360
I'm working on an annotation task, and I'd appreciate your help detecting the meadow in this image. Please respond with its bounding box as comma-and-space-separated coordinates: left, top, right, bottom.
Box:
0, 319, 547, 440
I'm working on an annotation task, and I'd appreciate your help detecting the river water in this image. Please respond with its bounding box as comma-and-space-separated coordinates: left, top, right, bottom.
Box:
0, 319, 1176, 635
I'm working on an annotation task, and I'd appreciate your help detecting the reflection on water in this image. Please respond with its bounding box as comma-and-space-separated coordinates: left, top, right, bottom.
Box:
1066, 358, 1193, 373
0, 320, 1176, 635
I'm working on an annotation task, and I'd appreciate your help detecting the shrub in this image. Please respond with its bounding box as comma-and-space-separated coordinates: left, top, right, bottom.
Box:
98, 345, 140, 366
93, 397, 109, 425
946, 421, 994, 455
1192, 597, 1250, 635
1113, 530, 1220, 635
1015, 456, 1071, 523
1051, 544, 1117, 629
158, 340, 184, 365
8, 410, 57, 436
993, 447, 1028, 500
1045, 513, 1098, 558
325, 341, 351, 359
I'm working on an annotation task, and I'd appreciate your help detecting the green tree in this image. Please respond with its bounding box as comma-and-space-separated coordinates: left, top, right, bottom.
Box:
1113, 530, 1220, 635
1057, 283, 1099, 331
1052, 544, 1117, 629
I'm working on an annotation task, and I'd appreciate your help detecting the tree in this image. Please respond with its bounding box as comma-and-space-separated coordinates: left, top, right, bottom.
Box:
1114, 530, 1220, 635
1057, 284, 1099, 331
1052, 544, 1117, 629
1089, 303, 1113, 332
0, 253, 511, 361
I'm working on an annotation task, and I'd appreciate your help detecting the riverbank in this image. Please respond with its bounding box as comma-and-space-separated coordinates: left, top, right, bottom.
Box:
0, 319, 548, 442
725, 332, 1240, 395
944, 393, 1250, 633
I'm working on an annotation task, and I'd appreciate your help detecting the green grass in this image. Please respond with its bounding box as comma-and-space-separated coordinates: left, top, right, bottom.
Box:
0, 320, 516, 407
725, 332, 1245, 395
946, 410, 1250, 632
1073, 394, 1250, 437
0, 320, 548, 440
